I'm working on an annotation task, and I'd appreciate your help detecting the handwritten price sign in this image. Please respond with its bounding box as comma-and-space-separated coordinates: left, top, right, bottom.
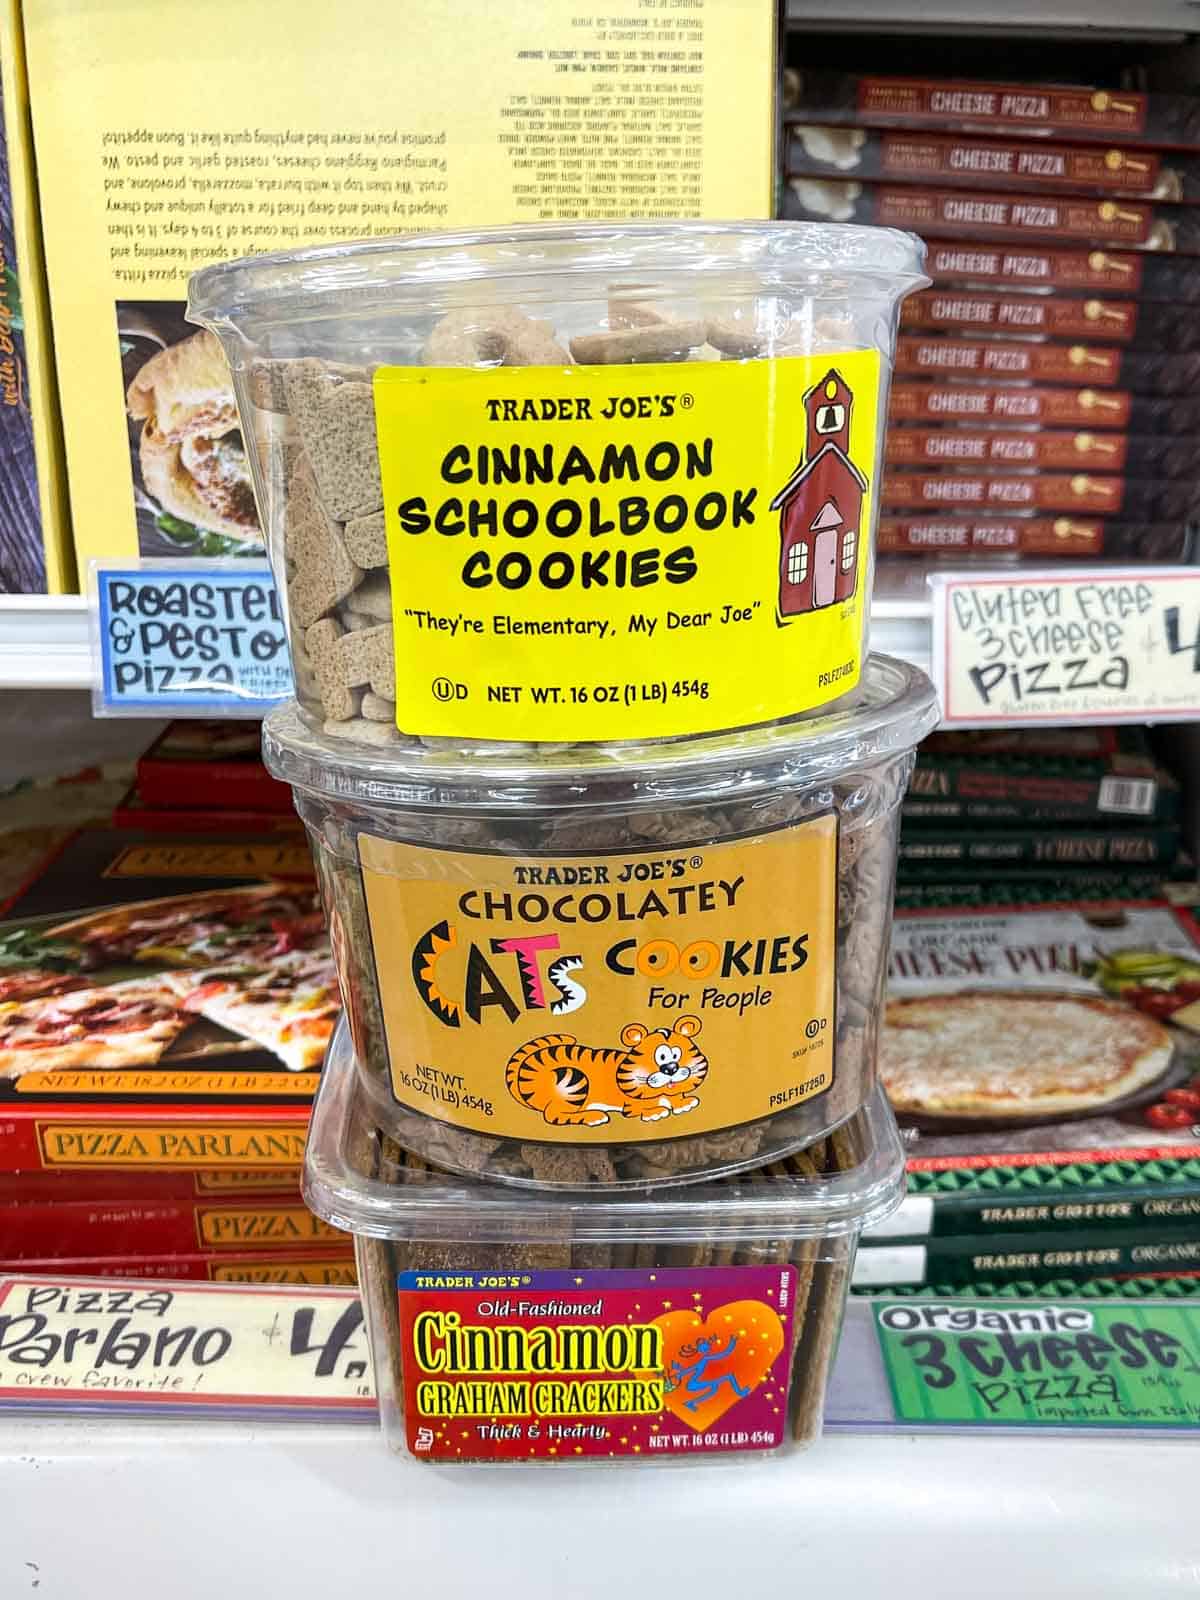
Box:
872, 1299, 1200, 1431
92, 561, 294, 716
0, 1277, 376, 1418
930, 567, 1200, 726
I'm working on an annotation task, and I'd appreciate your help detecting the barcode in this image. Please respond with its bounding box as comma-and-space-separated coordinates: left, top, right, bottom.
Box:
1098, 776, 1157, 816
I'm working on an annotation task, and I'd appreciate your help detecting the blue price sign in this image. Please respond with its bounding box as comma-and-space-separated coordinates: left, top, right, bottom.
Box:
92, 562, 294, 716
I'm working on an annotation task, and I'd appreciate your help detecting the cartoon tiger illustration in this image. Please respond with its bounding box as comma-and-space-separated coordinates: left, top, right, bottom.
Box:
505, 1015, 707, 1127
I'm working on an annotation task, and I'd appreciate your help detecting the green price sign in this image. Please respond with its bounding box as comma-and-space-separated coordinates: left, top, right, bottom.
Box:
873, 1300, 1200, 1430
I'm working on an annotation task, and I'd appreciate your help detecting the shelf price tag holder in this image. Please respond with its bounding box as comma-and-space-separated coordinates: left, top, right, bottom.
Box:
866, 1298, 1200, 1432
929, 565, 1200, 728
89, 560, 293, 718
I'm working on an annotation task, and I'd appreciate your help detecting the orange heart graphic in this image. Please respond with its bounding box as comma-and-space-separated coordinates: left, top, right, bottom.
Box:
656, 1299, 785, 1432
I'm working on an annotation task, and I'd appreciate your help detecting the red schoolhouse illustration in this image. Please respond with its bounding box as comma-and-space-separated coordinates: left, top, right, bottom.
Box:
771, 370, 867, 619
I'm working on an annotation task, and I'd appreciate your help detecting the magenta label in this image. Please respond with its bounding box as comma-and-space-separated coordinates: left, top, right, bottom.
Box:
396, 1265, 797, 1460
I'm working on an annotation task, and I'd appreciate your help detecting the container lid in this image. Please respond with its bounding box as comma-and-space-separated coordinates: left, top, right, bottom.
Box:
304, 1019, 907, 1246
188, 220, 927, 328
263, 653, 938, 815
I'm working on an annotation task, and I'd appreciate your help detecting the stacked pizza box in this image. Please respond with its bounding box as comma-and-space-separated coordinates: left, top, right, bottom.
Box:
782, 71, 1200, 563
856, 843, 1200, 1291
113, 721, 298, 834
894, 725, 1187, 909
0, 822, 352, 1286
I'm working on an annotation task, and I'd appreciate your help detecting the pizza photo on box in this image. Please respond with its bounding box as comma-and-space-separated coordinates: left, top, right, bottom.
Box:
0, 832, 340, 1092
881, 901, 1200, 1152
883, 988, 1177, 1126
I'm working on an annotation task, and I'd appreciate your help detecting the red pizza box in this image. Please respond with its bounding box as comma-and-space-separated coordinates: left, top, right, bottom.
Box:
893, 335, 1200, 394
881, 469, 1200, 522
0, 825, 334, 1174
921, 729, 1120, 760
885, 426, 1200, 480
136, 722, 291, 814
0, 1250, 357, 1285
785, 72, 1200, 151
878, 514, 1192, 562
783, 179, 1200, 255
889, 381, 1200, 434
113, 787, 303, 835
901, 290, 1199, 351
786, 124, 1200, 203
920, 240, 1200, 301
0, 1167, 301, 1204
0, 1189, 351, 1261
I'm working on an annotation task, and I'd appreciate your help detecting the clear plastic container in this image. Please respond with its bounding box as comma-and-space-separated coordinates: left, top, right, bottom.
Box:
188, 222, 927, 749
264, 654, 938, 1190
306, 1016, 907, 1462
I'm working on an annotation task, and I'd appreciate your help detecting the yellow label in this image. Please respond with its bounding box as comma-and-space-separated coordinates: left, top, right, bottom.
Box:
209, 1260, 357, 1286
359, 815, 837, 1144
37, 1122, 308, 1168
375, 353, 881, 740
196, 1206, 343, 1249
104, 843, 314, 881
194, 1169, 302, 1193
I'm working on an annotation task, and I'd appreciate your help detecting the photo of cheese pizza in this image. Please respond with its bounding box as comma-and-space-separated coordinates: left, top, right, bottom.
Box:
881, 989, 1175, 1120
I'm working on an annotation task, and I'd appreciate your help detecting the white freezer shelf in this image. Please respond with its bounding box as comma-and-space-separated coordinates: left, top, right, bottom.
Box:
1, 1415, 1195, 1598
0, 595, 92, 689
0, 582, 936, 695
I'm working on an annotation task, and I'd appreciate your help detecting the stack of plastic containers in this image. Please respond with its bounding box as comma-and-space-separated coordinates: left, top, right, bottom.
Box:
189, 221, 937, 1463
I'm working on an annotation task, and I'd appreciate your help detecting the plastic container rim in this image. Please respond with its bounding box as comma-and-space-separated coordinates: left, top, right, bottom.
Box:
263, 652, 939, 814
187, 218, 928, 327
303, 1019, 908, 1245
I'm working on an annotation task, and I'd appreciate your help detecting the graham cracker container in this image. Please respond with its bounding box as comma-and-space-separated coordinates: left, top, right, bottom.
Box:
305, 1016, 907, 1462
188, 221, 927, 749
264, 654, 938, 1190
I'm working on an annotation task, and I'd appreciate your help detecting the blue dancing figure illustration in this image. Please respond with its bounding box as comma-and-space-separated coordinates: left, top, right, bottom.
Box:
668, 1335, 751, 1411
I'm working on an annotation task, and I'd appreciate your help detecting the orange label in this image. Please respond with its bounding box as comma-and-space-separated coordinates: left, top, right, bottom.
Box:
194, 1169, 302, 1193
196, 1206, 342, 1249
104, 843, 314, 881
208, 1260, 357, 1285
358, 816, 838, 1144
36, 1122, 308, 1168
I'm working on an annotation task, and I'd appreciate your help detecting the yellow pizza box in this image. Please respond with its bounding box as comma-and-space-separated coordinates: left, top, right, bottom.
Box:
0, 0, 71, 592
21, 0, 776, 573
